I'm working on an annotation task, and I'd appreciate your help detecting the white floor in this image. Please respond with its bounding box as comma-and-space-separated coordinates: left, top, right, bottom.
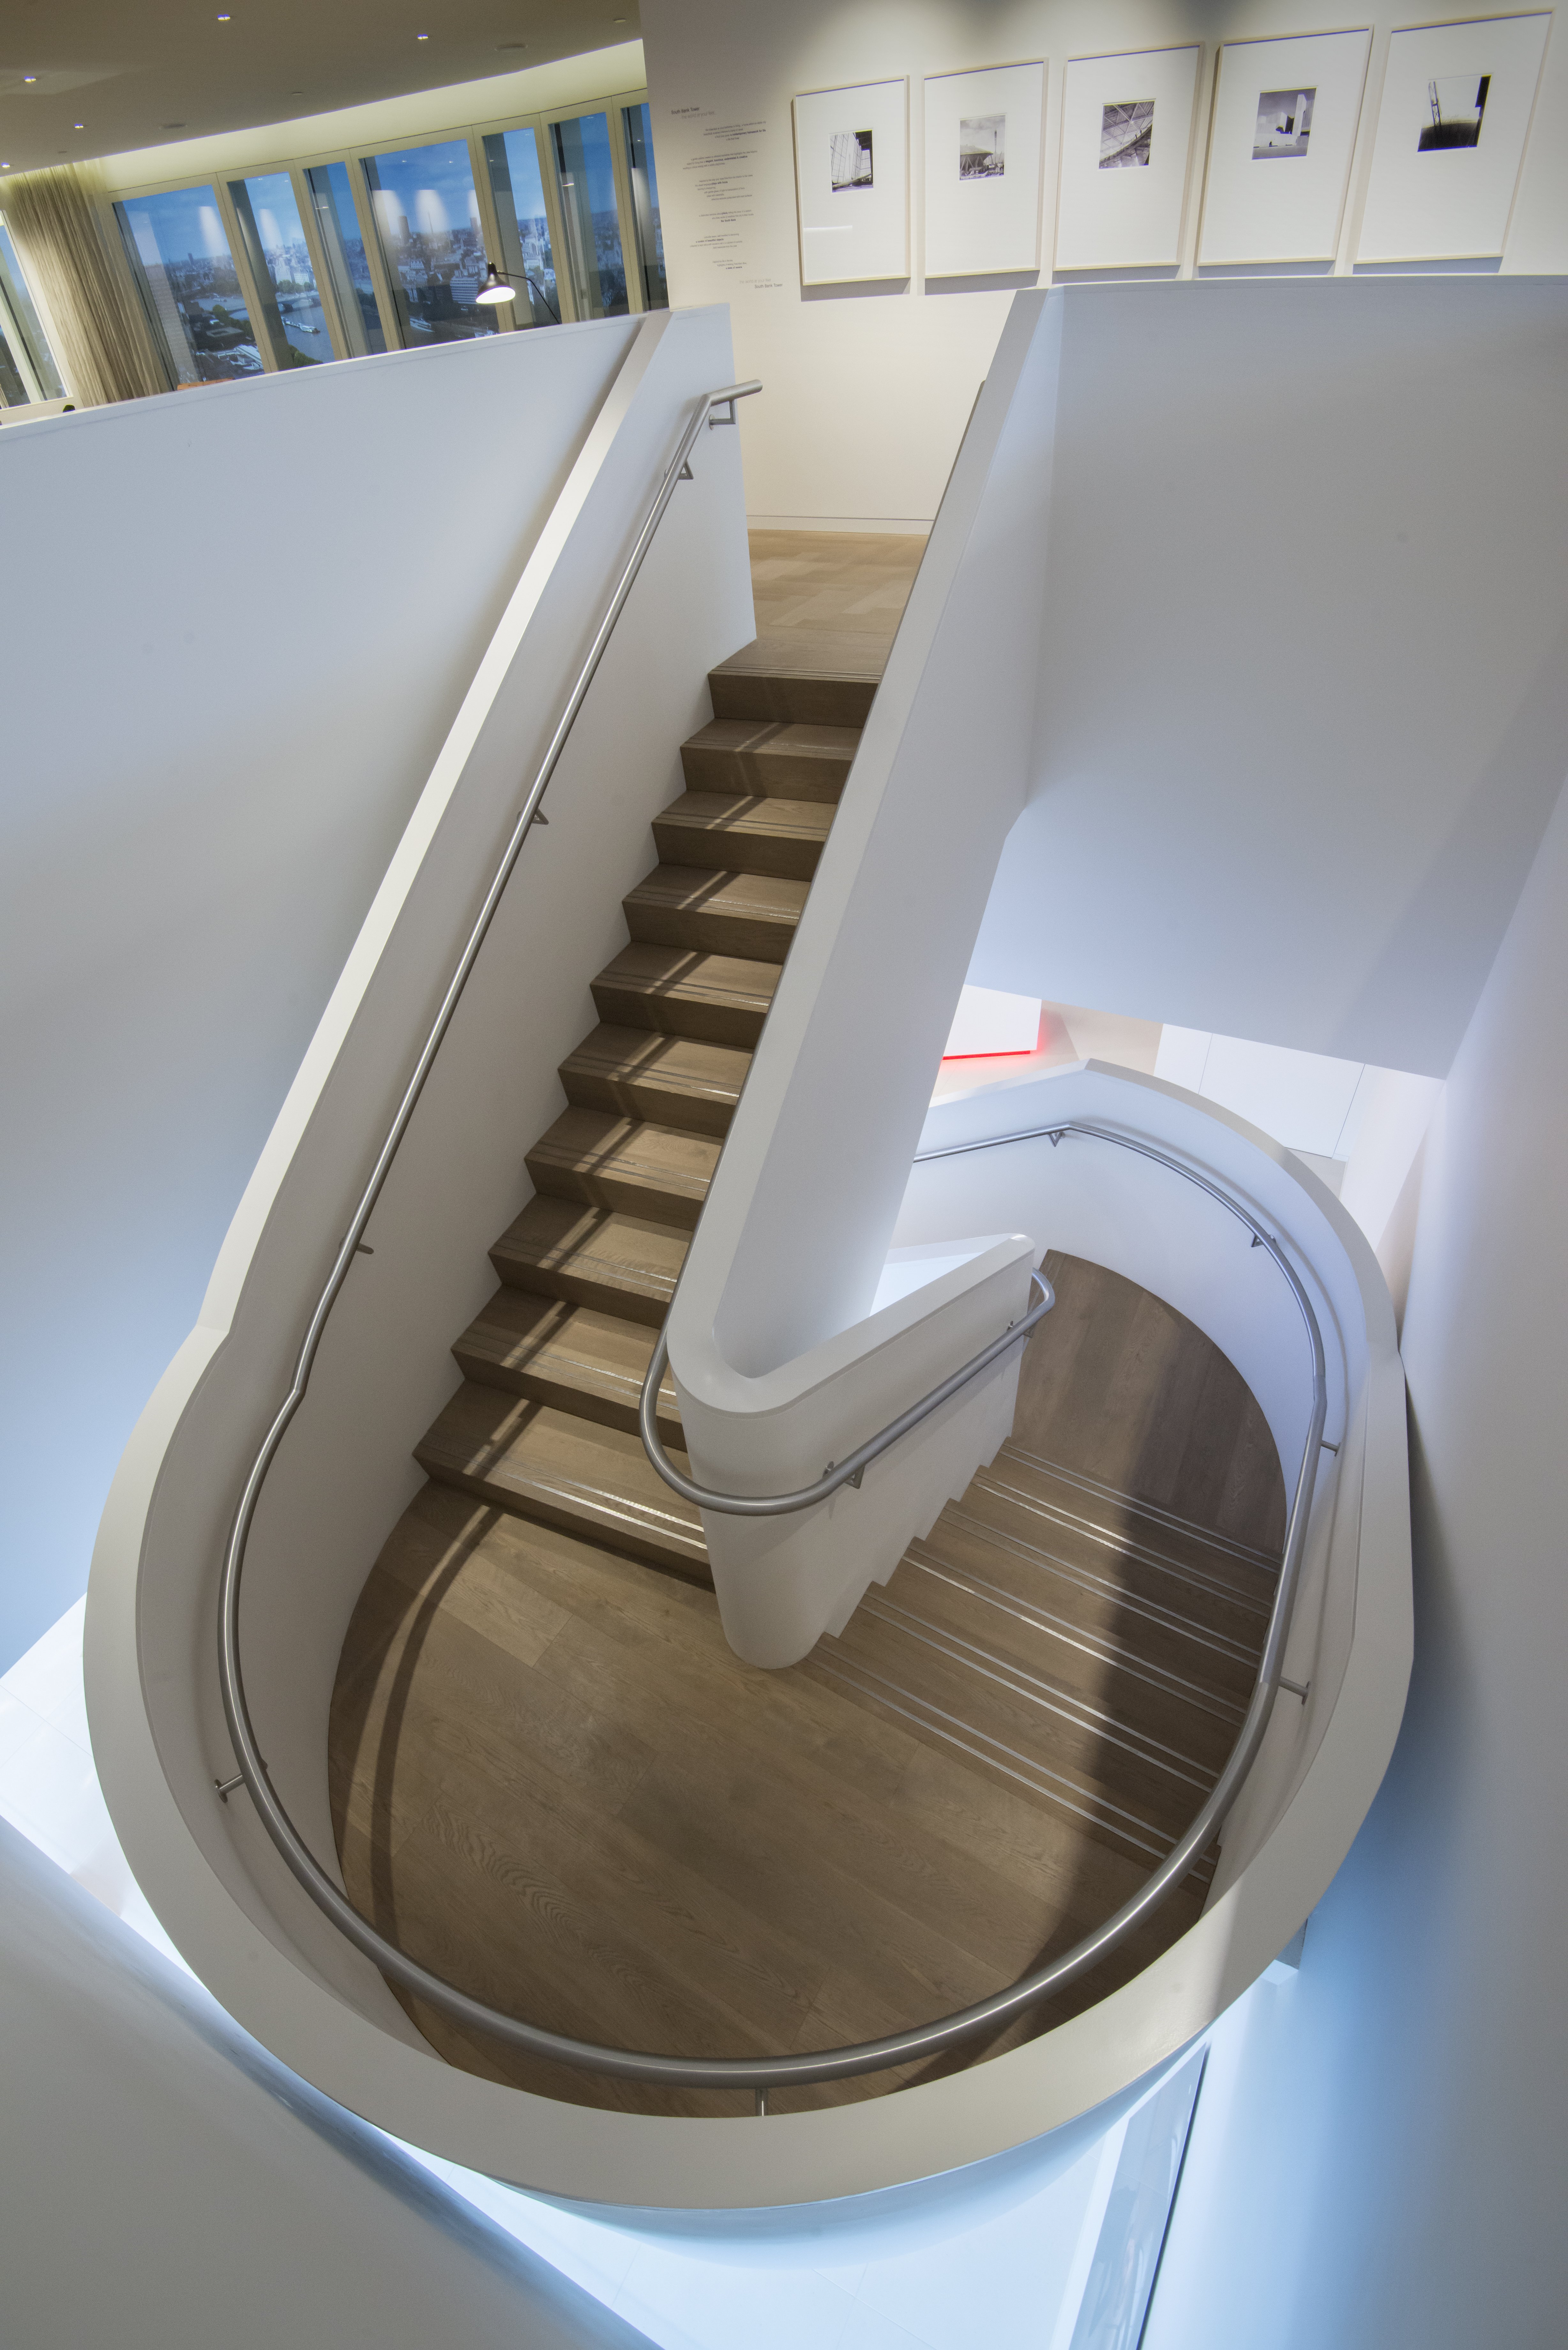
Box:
0, 1598, 1189, 2350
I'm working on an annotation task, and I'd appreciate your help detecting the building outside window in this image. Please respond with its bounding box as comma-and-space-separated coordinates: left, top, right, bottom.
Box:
361, 139, 498, 347
116, 186, 263, 383
228, 171, 331, 369
305, 162, 388, 355
483, 127, 561, 328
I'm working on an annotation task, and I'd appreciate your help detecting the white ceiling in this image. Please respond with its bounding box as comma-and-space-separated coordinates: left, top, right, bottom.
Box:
0, 0, 640, 173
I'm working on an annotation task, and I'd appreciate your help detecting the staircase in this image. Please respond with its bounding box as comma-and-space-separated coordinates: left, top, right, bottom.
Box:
413, 638, 878, 1581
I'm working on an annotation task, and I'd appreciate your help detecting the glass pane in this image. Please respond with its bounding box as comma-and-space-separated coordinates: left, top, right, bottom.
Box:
360, 139, 498, 347
0, 223, 67, 398
0, 322, 29, 406
116, 187, 263, 384
228, 171, 330, 368
482, 128, 561, 328
622, 104, 667, 311
550, 113, 628, 319
304, 163, 386, 356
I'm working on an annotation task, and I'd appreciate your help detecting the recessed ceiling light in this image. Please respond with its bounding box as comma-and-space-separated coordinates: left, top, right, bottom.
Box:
217, 12, 231, 19
162, 121, 186, 130
23, 74, 38, 84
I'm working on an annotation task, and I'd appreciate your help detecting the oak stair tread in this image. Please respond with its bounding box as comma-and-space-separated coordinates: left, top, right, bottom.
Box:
490, 1197, 689, 1328
652, 792, 833, 881
524, 1107, 719, 1232
591, 943, 780, 1046
679, 718, 859, 803
623, 864, 808, 964
416, 1384, 708, 1581
453, 1288, 682, 1442
559, 1024, 750, 1136
708, 635, 884, 727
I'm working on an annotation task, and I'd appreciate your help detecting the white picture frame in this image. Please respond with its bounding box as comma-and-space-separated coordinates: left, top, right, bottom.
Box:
1357, 13, 1551, 262
792, 78, 910, 285
923, 61, 1046, 278
1054, 46, 1202, 272
1199, 29, 1373, 265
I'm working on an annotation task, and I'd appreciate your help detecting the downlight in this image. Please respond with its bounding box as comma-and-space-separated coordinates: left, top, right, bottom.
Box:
474, 262, 516, 306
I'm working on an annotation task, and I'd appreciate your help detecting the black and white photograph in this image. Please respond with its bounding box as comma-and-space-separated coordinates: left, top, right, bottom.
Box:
829, 127, 874, 190
1419, 73, 1490, 150
1100, 98, 1155, 168
1357, 15, 1547, 261
795, 79, 908, 283
924, 62, 1043, 274
1058, 48, 1198, 268
1200, 31, 1368, 263
1253, 86, 1316, 159
958, 113, 1005, 178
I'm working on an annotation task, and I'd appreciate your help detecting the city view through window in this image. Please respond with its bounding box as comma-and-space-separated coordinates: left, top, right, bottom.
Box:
0, 222, 67, 402
484, 127, 560, 327
362, 139, 499, 346
551, 112, 629, 318
230, 171, 329, 368
106, 93, 668, 386
118, 186, 263, 383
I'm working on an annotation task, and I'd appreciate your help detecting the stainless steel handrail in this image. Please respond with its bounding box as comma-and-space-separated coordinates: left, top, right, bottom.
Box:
637, 1269, 1055, 1515
212, 400, 1329, 2095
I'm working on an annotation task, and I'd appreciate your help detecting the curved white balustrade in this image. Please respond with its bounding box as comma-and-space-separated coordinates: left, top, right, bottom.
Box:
83, 288, 1411, 2213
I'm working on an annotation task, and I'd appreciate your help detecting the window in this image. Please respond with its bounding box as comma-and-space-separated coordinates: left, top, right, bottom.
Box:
622, 104, 667, 311
305, 163, 387, 356
0, 221, 66, 401
228, 171, 330, 368
117, 186, 263, 383
361, 139, 498, 346
550, 113, 628, 319
483, 128, 560, 327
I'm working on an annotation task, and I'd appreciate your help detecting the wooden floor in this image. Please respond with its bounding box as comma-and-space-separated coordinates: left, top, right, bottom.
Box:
330, 1252, 1283, 2119
328, 532, 1285, 2120
748, 527, 926, 652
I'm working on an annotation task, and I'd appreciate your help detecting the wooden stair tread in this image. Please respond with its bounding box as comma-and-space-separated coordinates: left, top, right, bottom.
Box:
525, 1107, 720, 1231
591, 944, 780, 1047
559, 1024, 750, 1136
453, 1288, 682, 1442
490, 1197, 688, 1328
652, 792, 833, 881
417, 1385, 708, 1580
707, 639, 882, 728
623, 864, 807, 964
679, 718, 859, 803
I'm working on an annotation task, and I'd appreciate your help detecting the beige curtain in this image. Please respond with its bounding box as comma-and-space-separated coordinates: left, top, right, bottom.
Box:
4, 161, 169, 406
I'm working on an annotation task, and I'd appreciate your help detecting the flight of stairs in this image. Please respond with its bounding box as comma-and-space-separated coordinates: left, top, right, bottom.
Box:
413, 642, 878, 1583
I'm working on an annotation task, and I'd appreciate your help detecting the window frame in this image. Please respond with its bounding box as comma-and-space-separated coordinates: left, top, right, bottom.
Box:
103, 82, 661, 372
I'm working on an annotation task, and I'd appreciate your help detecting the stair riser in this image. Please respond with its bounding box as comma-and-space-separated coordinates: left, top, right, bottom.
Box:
679, 743, 851, 803
623, 898, 798, 966
489, 1247, 674, 1327
451, 1337, 683, 1445
708, 673, 877, 727
523, 1155, 707, 1234
560, 1063, 737, 1136
651, 815, 824, 884
590, 976, 770, 1048
416, 1449, 711, 1585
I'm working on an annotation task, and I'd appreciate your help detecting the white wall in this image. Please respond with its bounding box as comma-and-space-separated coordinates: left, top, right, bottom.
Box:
0, 1820, 652, 2350
967, 276, 1568, 1078
641, 0, 1568, 526
0, 315, 638, 1670
1142, 764, 1568, 2350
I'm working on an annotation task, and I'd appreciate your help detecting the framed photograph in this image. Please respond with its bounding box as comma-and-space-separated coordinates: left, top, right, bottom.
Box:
1055, 47, 1202, 272
923, 61, 1046, 278
1199, 29, 1372, 264
793, 79, 909, 285
1356, 13, 1551, 262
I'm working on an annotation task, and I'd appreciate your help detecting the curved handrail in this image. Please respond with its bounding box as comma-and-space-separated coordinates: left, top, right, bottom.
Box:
215, 1050, 1327, 2094
637, 1268, 1055, 1515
